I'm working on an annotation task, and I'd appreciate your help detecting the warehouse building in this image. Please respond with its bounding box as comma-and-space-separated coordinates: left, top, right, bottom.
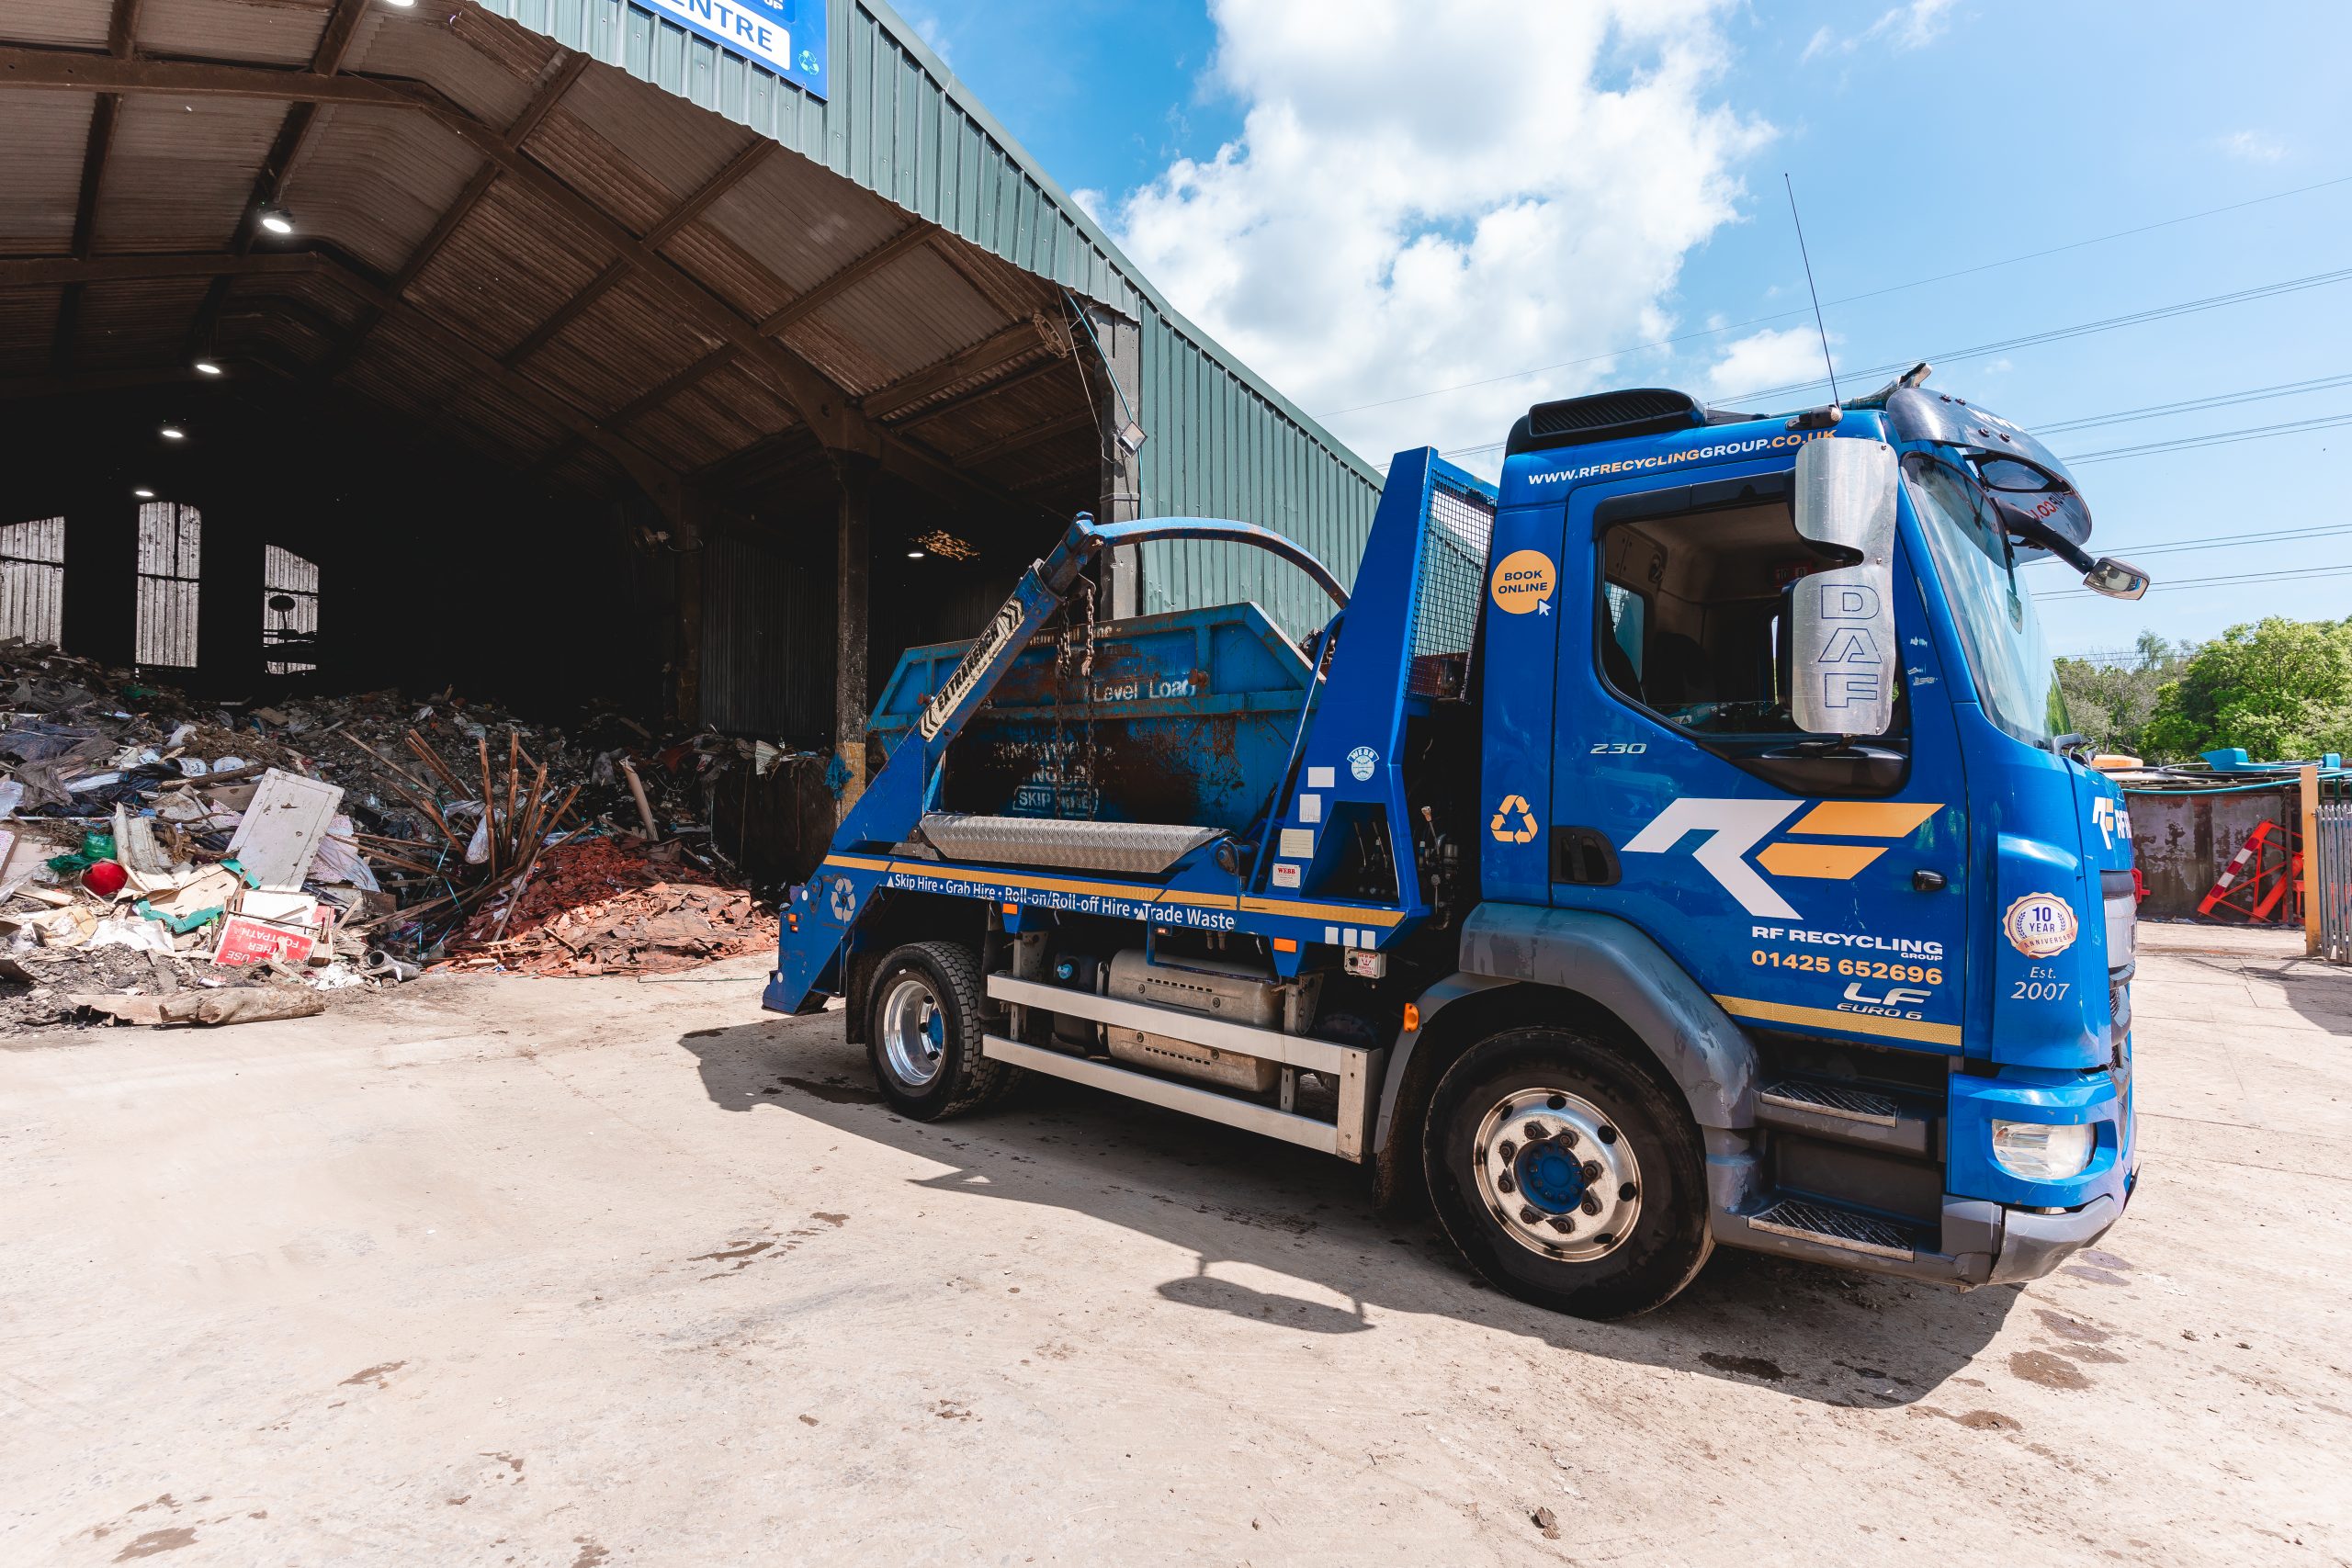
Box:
0, 0, 1381, 812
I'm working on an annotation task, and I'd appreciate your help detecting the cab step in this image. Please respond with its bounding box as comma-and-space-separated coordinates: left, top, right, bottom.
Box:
1742, 1197, 1919, 1261
1755, 1076, 1935, 1156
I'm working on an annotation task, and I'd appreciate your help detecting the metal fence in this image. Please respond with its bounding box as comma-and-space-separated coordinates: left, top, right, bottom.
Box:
2317, 773, 2352, 964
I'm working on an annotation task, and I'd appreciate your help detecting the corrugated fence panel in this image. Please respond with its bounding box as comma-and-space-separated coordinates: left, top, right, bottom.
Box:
700, 531, 831, 739
0, 516, 65, 649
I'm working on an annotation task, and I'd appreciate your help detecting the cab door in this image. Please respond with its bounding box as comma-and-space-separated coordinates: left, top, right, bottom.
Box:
1546, 460, 1971, 1055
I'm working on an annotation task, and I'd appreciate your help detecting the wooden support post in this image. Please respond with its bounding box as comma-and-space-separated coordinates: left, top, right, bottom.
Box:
2302, 763, 2322, 956
668, 490, 707, 731
832, 454, 876, 815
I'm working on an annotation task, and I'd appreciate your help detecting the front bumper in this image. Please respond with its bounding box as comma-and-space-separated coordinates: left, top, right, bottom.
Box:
1947, 1185, 2129, 1285
1707, 1155, 2136, 1289
1984, 1193, 2122, 1282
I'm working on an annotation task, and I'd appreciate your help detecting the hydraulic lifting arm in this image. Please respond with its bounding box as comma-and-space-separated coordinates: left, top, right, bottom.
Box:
832, 513, 1344, 855
768, 513, 1346, 1012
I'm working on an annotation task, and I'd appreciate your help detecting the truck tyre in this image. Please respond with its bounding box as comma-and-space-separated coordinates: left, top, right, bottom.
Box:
865, 942, 1015, 1120
1423, 1027, 1712, 1320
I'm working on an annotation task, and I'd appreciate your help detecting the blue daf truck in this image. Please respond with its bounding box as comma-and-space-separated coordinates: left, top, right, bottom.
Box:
764, 367, 2148, 1319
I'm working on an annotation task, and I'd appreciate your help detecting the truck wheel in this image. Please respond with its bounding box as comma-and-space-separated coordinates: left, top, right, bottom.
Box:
865, 942, 1014, 1120
1423, 1027, 1712, 1320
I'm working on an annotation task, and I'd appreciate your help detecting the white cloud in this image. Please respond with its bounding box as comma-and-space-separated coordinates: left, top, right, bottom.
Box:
2220, 130, 2287, 163
900, 6, 953, 65
1102, 0, 1770, 467
1703, 327, 1831, 404
1804, 0, 1958, 62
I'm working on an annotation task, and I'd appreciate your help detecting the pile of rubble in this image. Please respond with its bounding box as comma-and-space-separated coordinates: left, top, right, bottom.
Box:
441, 836, 774, 976
0, 640, 785, 1029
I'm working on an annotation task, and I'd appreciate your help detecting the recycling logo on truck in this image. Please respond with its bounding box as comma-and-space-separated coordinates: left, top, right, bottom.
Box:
1489, 793, 1539, 843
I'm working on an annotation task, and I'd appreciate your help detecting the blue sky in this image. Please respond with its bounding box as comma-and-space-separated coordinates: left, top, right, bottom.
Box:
898, 1, 2352, 659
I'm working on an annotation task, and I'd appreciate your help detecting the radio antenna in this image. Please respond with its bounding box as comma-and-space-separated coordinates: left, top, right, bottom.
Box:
1783, 173, 1840, 404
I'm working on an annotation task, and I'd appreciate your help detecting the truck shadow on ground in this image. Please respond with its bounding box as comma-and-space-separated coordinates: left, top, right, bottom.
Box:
680, 1016, 2029, 1409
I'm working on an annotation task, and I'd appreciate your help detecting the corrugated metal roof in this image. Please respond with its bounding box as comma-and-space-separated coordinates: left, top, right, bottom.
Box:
696, 147, 906, 298
0, 290, 62, 363
74, 277, 214, 370
6, 0, 108, 49
288, 106, 484, 277
403, 175, 616, 353
1, 0, 1380, 643
139, 0, 329, 68
106, 94, 286, 253
0, 91, 92, 254
470, 0, 1385, 629
531, 269, 726, 417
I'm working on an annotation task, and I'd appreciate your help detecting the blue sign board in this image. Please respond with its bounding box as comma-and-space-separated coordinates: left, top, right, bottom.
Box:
640, 0, 827, 98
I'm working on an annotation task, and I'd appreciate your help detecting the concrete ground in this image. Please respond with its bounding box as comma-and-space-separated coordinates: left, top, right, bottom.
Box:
3, 928, 2346, 1567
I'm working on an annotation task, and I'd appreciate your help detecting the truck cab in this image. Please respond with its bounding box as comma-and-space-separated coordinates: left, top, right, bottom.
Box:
1462, 380, 2139, 1303
764, 369, 2144, 1320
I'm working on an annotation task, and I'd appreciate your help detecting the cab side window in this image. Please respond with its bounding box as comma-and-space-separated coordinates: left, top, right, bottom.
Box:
1596, 491, 1908, 753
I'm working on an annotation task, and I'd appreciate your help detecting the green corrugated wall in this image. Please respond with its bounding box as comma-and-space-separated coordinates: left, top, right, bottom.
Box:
479, 0, 1385, 638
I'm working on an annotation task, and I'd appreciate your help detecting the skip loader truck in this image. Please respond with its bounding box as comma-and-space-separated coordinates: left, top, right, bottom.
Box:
763, 367, 2150, 1319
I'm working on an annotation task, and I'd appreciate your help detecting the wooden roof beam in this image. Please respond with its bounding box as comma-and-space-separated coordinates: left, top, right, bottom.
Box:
952, 408, 1095, 468
0, 253, 329, 288
503, 137, 772, 370
756, 220, 935, 335
106, 0, 141, 55
862, 316, 1065, 420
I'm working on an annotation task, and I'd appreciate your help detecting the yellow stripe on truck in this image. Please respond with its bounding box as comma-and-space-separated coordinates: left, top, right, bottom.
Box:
1712, 993, 1962, 1048
1754, 842, 1888, 880
1785, 801, 1943, 838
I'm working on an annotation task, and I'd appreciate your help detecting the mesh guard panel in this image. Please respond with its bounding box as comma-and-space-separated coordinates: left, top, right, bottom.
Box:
1407, 476, 1497, 700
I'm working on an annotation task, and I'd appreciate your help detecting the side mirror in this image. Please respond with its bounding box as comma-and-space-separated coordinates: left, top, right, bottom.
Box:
1791, 438, 1900, 738
2083, 557, 2149, 600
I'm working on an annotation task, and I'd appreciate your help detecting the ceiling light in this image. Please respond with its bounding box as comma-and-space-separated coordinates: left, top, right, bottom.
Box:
160, 425, 186, 440
193, 359, 222, 376
256, 203, 295, 236
133, 488, 155, 499
385, 0, 416, 6
906, 550, 925, 558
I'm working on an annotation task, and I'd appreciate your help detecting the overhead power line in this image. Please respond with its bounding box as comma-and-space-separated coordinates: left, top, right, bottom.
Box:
2023, 520, 2352, 565
2063, 410, 2352, 464
1408, 330, 2352, 470
1723, 265, 2352, 406
1319, 171, 2352, 421
2035, 373, 2352, 434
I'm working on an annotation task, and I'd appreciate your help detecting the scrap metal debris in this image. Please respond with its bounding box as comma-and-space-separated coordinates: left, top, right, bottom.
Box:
0, 640, 784, 1028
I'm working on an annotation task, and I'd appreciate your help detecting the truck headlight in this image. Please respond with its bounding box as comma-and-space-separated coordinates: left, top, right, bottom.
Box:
1991, 1120, 2095, 1180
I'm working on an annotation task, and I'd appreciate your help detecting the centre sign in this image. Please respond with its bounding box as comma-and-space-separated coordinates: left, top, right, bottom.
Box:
639, 0, 828, 99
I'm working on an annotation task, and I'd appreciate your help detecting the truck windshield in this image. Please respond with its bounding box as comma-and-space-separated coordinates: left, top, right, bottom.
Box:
1903, 454, 2071, 745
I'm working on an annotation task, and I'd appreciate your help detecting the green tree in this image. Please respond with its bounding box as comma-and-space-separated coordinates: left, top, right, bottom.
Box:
2141, 616, 2352, 762
2054, 630, 2189, 758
